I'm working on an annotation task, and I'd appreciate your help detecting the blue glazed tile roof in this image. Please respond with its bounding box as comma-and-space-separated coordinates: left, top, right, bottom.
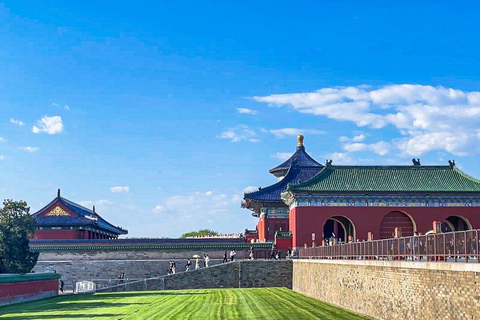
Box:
33, 196, 128, 235
269, 145, 322, 175
35, 216, 96, 226
244, 166, 322, 202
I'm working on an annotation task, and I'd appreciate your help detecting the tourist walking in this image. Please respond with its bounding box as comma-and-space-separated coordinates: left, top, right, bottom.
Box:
230, 249, 236, 261
249, 246, 254, 260
118, 272, 125, 284
185, 259, 191, 271
195, 256, 200, 269
172, 261, 176, 274
59, 279, 64, 293
412, 231, 419, 260
223, 251, 228, 263
203, 254, 207, 267
205, 254, 210, 267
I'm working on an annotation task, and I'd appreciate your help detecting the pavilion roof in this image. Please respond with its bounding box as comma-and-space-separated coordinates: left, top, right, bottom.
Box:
285, 163, 480, 193
245, 166, 322, 201
269, 144, 322, 176
33, 192, 128, 235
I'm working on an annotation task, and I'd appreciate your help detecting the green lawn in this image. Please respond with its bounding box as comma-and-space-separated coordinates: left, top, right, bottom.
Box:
0, 288, 371, 320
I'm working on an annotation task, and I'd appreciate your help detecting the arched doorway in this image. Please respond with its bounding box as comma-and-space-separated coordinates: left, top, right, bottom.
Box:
441, 216, 471, 232
379, 211, 415, 239
323, 216, 355, 243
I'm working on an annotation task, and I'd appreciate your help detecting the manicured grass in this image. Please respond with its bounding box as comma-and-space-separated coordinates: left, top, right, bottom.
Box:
0, 288, 372, 319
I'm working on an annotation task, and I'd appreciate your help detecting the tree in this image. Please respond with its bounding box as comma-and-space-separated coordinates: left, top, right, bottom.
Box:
180, 229, 220, 238
0, 200, 39, 274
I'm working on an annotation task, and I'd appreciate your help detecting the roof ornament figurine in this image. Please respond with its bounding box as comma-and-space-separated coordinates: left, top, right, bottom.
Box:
57, 189, 61, 197
448, 160, 456, 167
412, 159, 421, 166
326, 159, 333, 167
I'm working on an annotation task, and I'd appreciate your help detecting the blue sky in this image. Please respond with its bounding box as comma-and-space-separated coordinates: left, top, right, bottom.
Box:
1, 1, 480, 237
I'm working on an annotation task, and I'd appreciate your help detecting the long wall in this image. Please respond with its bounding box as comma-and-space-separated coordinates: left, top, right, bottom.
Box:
97, 260, 292, 292
32, 249, 270, 291
292, 259, 480, 320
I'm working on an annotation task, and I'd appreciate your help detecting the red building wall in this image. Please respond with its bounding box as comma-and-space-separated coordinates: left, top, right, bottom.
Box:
290, 206, 480, 248
34, 230, 84, 240
256, 217, 289, 242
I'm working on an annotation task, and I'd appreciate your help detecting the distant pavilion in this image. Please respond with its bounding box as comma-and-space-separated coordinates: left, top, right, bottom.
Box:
32, 190, 127, 240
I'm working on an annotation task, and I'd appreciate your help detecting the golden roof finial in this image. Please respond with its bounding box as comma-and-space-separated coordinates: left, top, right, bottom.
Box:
297, 135, 304, 147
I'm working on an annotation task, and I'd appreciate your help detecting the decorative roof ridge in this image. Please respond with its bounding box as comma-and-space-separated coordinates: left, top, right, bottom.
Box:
323, 165, 453, 169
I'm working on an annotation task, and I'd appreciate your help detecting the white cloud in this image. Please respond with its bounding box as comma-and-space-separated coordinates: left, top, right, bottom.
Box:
0, 155, 4, 160
352, 134, 366, 142
21, 147, 39, 153
110, 186, 130, 193
254, 85, 480, 156
243, 186, 259, 193
79, 199, 114, 208
153, 205, 166, 213
10, 118, 25, 126
51, 103, 59, 107
343, 141, 390, 155
0, 137, 5, 142
237, 108, 257, 115
271, 152, 291, 161
270, 128, 325, 138
64, 105, 70, 110
324, 152, 357, 165
32, 116, 64, 134
218, 124, 259, 142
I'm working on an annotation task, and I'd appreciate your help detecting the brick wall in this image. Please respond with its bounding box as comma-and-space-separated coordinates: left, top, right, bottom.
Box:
97, 260, 292, 293
293, 259, 480, 320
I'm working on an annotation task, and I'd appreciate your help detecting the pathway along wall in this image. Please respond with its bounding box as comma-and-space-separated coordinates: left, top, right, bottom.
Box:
292, 260, 480, 320
97, 260, 292, 292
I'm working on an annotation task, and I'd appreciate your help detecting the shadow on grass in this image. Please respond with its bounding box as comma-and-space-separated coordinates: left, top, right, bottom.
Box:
0, 290, 211, 318
95, 291, 210, 298
2, 313, 123, 320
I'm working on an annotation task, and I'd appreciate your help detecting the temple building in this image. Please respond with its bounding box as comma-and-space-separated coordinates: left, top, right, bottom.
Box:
282, 160, 480, 247
32, 190, 127, 240
242, 135, 323, 242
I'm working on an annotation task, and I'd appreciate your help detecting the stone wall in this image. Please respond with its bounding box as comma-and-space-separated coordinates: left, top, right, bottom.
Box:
34, 259, 224, 291
97, 260, 292, 292
293, 259, 480, 320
